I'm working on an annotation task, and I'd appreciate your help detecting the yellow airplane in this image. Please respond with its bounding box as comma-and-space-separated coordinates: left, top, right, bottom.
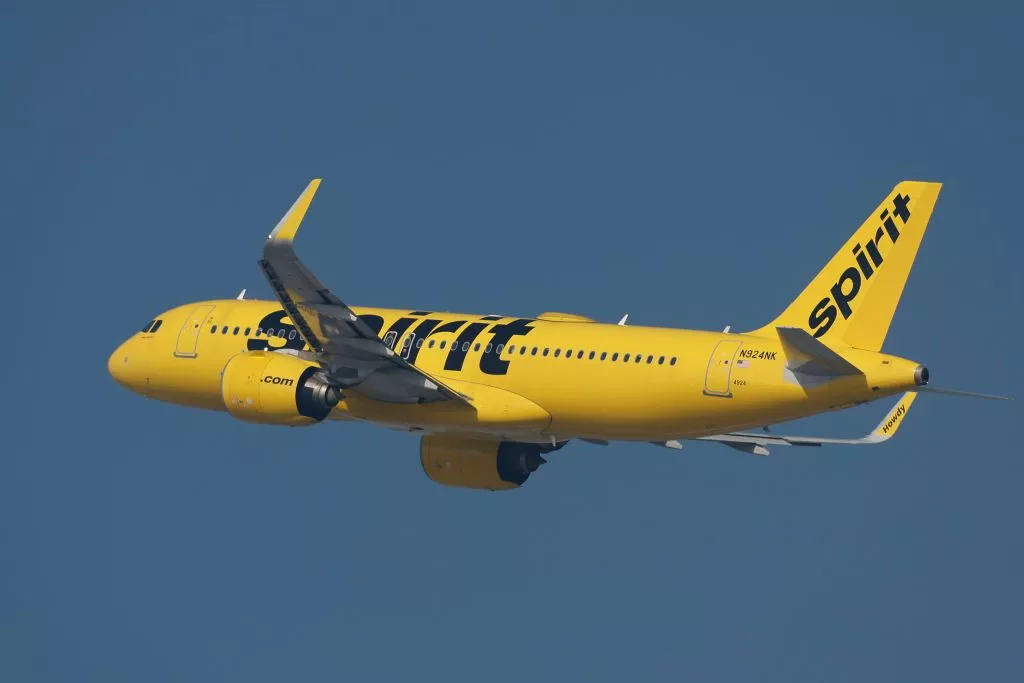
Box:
109, 180, 1005, 490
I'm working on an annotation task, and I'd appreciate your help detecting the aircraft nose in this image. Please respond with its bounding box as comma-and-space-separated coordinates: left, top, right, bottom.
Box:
108, 341, 131, 386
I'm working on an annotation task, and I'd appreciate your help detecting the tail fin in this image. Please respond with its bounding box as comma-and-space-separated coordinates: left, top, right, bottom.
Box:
749, 181, 942, 352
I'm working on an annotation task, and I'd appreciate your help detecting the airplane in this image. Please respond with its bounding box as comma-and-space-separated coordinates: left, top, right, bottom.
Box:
108, 179, 1006, 490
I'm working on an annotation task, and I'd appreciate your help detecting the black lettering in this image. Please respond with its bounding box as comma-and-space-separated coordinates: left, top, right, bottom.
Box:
248, 310, 305, 352
830, 267, 862, 319
880, 210, 901, 243
444, 322, 489, 371
853, 244, 874, 279
809, 297, 838, 338
891, 193, 912, 223
381, 315, 419, 349
865, 235, 884, 268
480, 318, 535, 375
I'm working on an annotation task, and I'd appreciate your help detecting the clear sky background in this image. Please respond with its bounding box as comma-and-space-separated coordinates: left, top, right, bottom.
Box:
3, 4, 1021, 681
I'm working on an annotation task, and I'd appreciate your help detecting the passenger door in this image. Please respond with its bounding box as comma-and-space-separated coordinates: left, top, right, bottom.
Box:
704, 340, 742, 397
174, 305, 216, 358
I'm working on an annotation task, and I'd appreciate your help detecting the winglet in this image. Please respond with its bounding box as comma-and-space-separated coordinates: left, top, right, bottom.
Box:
267, 179, 322, 244
865, 392, 917, 442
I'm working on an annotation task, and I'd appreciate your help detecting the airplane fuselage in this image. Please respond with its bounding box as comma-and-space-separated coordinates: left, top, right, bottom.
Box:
110, 298, 923, 443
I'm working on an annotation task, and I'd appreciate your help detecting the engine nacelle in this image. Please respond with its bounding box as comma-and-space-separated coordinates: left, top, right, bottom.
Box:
221, 351, 340, 426
420, 434, 546, 491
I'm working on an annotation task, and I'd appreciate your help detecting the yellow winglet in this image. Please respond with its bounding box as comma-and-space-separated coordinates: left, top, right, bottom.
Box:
267, 179, 322, 244
868, 392, 918, 442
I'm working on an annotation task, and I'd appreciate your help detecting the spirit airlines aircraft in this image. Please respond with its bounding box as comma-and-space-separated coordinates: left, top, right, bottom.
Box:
109, 180, 1005, 490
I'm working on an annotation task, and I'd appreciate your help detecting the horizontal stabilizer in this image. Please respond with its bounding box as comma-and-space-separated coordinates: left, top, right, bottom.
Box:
691, 391, 918, 455
913, 386, 1009, 401
777, 326, 863, 377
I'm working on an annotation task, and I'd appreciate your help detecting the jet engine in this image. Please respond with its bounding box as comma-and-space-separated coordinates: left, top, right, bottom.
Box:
420, 434, 547, 490
220, 351, 340, 426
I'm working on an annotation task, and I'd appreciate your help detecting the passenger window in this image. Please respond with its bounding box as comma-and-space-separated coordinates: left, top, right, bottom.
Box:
670, 357, 678, 366
474, 343, 481, 352
624, 354, 630, 362
520, 346, 527, 355
150, 320, 163, 333
587, 351, 594, 360
635, 354, 642, 363
460, 341, 468, 351
612, 352, 619, 361
600, 352, 607, 361
509, 345, 516, 353
277, 330, 286, 338
232, 326, 240, 335
531, 347, 538, 356
577, 350, 584, 359
244, 327, 251, 335
658, 356, 665, 365
416, 338, 423, 348
219, 326, 226, 334
554, 349, 561, 357
428, 340, 435, 348
289, 330, 296, 340
266, 328, 275, 336
542, 348, 549, 356
646, 355, 653, 364
486, 343, 493, 353
496, 343, 504, 354
210, 325, 217, 334
566, 349, 572, 358
440, 341, 447, 349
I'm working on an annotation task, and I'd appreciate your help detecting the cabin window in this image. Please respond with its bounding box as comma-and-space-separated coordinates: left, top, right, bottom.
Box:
277, 330, 286, 338
670, 357, 678, 366
439, 341, 447, 349
520, 346, 527, 355
428, 340, 435, 348
587, 351, 595, 360
645, 355, 652, 364
211, 325, 218, 334
531, 347, 538, 356
611, 352, 619, 361
554, 349, 561, 357
496, 343, 504, 354
232, 326, 240, 335
462, 341, 470, 352
635, 354, 642, 363
577, 350, 584, 359
542, 348, 549, 356
416, 338, 423, 348
220, 326, 227, 334
508, 345, 516, 354
600, 352, 607, 361
658, 356, 665, 365
624, 354, 630, 362
474, 343, 481, 352
245, 327, 252, 336
566, 349, 572, 358
486, 343, 493, 353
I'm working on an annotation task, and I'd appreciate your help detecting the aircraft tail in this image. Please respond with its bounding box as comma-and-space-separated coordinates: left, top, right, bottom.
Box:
749, 181, 942, 352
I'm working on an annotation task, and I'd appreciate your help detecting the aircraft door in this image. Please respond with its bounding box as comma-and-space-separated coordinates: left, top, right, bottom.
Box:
704, 340, 742, 397
175, 304, 216, 358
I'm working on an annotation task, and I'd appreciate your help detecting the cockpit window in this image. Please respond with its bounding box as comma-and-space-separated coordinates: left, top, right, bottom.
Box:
141, 320, 155, 333
149, 320, 163, 333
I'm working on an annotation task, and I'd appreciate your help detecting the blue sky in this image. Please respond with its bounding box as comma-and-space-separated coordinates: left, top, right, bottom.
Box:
3, 4, 1022, 681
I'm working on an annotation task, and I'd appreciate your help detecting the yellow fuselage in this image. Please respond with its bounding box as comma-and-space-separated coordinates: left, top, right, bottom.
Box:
109, 299, 923, 443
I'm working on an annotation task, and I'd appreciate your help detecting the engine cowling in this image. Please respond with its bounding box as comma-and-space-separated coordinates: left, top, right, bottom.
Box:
420, 434, 547, 491
221, 351, 340, 426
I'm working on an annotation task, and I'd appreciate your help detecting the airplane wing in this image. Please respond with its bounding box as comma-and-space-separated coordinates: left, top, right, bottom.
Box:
258, 180, 471, 405
690, 392, 918, 456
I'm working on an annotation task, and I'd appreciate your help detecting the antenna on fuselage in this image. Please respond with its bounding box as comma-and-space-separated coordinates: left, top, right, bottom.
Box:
236, 288, 247, 300
617, 314, 629, 326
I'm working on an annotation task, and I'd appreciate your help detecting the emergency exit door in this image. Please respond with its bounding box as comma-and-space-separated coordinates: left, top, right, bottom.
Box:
704, 340, 743, 397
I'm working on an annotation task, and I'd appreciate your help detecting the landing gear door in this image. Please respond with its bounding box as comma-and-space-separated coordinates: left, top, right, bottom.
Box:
704, 340, 742, 397
175, 305, 216, 358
